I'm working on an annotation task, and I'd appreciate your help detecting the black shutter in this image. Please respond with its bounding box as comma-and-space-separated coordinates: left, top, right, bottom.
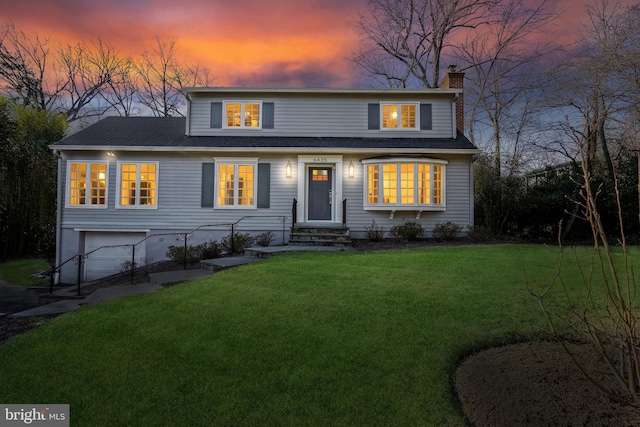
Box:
257, 163, 271, 208
210, 102, 222, 128
262, 102, 274, 129
368, 103, 380, 129
420, 103, 432, 130
201, 162, 215, 207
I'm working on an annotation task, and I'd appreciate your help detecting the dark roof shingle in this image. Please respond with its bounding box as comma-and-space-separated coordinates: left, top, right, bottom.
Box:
53, 116, 478, 151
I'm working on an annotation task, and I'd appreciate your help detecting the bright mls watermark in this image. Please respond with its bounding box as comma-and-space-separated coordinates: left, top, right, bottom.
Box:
1, 405, 69, 426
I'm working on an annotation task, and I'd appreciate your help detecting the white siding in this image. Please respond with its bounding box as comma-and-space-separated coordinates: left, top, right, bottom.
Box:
188, 93, 455, 139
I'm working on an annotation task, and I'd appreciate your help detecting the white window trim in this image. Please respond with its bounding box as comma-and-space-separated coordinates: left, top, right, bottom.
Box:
65, 161, 109, 209
222, 100, 263, 130
362, 158, 447, 211
380, 102, 420, 131
116, 161, 159, 209
213, 157, 259, 209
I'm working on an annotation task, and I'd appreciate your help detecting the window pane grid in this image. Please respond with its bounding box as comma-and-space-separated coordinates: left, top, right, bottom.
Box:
382, 105, 398, 128
89, 164, 106, 205
237, 165, 254, 206
401, 105, 416, 128
367, 165, 378, 204
382, 164, 397, 204
218, 165, 235, 206
400, 163, 414, 204
418, 164, 431, 205
244, 103, 260, 127
69, 163, 87, 205
433, 165, 443, 204
226, 103, 241, 127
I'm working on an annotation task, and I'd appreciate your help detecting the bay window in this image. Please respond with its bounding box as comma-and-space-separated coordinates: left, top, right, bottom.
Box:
67, 161, 108, 207
363, 159, 446, 210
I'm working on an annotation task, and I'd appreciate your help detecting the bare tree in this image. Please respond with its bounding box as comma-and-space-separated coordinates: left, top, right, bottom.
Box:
353, 0, 495, 88
0, 23, 123, 123
56, 39, 126, 123
458, 0, 559, 176
134, 37, 210, 117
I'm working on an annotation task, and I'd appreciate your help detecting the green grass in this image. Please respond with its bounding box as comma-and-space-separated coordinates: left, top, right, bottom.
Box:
0, 245, 629, 426
0, 258, 49, 287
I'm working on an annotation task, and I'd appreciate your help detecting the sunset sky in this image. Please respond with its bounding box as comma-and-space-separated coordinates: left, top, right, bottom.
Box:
1, 0, 636, 88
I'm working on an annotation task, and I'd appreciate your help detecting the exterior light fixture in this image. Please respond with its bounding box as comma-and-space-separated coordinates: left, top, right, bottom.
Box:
107, 151, 116, 157
285, 161, 292, 178
348, 161, 355, 178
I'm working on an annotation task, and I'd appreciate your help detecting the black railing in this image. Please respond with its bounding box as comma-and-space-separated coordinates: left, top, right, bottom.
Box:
48, 215, 288, 292
342, 199, 347, 226
292, 198, 297, 228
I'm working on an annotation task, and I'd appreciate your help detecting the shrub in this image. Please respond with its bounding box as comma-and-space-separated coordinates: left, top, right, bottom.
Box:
432, 221, 461, 242
389, 220, 424, 241
254, 231, 275, 247
467, 225, 491, 242
199, 240, 222, 259
365, 220, 385, 241
166, 244, 201, 265
221, 232, 254, 254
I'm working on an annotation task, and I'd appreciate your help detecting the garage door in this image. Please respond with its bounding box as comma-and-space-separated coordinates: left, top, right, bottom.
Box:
84, 232, 146, 282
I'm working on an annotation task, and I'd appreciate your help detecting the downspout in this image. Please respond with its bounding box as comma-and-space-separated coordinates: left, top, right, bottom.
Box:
452, 94, 459, 139
52, 149, 63, 284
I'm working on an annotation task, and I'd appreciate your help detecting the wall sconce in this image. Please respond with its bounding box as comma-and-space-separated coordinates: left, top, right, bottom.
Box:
285, 161, 292, 179
348, 161, 355, 179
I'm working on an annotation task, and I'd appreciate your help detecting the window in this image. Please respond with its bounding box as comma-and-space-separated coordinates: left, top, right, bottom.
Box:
117, 162, 158, 208
224, 101, 261, 128
67, 162, 108, 207
363, 159, 446, 209
215, 158, 257, 208
381, 103, 418, 130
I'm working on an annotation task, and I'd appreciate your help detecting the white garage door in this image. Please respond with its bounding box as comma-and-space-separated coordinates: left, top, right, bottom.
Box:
84, 232, 146, 282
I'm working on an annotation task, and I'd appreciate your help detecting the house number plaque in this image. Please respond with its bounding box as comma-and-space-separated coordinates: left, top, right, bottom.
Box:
312, 157, 328, 163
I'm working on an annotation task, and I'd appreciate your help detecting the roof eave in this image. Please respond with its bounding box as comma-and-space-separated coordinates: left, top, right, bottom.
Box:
51, 145, 480, 155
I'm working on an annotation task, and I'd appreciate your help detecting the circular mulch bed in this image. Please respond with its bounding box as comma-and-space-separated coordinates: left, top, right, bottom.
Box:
454, 341, 640, 426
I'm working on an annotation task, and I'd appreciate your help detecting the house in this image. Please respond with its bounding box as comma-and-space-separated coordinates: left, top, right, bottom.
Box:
50, 69, 479, 283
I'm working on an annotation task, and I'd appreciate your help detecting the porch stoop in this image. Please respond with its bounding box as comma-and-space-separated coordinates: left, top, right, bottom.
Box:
289, 224, 352, 247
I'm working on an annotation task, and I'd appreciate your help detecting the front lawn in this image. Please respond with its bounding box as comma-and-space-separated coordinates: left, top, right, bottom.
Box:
0, 258, 49, 287
0, 245, 619, 425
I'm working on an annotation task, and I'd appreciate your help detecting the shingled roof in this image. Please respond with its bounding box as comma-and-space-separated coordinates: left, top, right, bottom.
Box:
53, 116, 478, 152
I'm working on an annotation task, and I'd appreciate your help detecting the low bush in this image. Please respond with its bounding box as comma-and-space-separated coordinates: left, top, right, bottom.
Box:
166, 244, 201, 265
365, 220, 385, 241
432, 221, 462, 242
389, 220, 424, 241
221, 232, 254, 254
199, 240, 222, 259
254, 231, 275, 247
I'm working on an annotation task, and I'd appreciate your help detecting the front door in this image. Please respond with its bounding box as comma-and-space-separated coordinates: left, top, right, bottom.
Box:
308, 167, 332, 221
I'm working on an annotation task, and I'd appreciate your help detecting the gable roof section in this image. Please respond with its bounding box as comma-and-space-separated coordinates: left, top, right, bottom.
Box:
52, 116, 479, 153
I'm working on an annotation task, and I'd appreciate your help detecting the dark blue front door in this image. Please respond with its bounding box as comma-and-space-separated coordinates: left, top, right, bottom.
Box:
308, 167, 332, 220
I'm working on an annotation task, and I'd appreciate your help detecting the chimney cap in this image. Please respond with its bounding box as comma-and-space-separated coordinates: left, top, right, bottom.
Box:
448, 65, 458, 72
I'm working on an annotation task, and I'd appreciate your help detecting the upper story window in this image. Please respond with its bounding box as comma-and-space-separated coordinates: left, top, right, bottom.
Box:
67, 161, 108, 207
214, 158, 257, 209
211, 101, 274, 130
224, 101, 261, 128
117, 162, 158, 208
381, 103, 418, 130
368, 102, 431, 131
363, 158, 446, 210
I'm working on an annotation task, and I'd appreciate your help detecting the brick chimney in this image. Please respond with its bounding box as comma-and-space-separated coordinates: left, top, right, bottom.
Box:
438, 65, 465, 134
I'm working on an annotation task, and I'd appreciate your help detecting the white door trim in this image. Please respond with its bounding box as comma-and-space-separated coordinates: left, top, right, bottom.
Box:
296, 155, 343, 223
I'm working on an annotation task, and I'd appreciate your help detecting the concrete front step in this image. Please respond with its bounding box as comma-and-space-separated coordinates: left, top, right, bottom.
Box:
290, 225, 351, 247
200, 256, 262, 272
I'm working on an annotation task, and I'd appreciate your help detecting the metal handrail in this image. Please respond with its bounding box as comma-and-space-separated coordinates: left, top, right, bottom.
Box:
47, 215, 288, 291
